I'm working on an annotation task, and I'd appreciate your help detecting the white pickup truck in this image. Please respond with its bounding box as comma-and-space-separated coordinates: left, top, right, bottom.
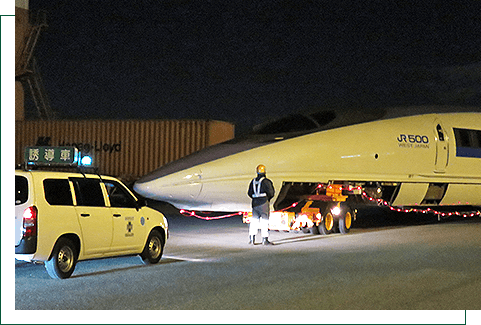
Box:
15, 169, 168, 279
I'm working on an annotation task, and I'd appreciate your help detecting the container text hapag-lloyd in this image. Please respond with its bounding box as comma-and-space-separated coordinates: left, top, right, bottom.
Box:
58, 141, 122, 154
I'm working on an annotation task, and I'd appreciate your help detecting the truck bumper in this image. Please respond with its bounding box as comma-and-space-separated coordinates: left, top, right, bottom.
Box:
15, 236, 37, 254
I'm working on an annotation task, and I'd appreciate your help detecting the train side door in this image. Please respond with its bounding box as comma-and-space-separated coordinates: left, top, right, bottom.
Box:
434, 122, 449, 173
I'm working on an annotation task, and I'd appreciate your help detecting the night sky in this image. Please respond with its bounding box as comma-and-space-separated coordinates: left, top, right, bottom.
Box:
28, 0, 481, 135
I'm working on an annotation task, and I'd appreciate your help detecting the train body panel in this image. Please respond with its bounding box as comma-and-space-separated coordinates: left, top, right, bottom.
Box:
134, 111, 481, 213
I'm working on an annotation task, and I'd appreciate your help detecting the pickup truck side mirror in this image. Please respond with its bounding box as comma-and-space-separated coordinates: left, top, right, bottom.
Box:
135, 198, 147, 210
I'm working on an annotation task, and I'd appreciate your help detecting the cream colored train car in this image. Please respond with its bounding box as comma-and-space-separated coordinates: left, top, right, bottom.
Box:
134, 107, 481, 230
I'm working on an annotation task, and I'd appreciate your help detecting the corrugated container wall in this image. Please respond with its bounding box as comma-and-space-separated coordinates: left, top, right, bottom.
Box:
16, 120, 235, 181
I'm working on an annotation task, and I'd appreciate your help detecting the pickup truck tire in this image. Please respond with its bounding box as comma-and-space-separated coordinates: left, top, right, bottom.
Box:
45, 237, 77, 279
140, 229, 164, 264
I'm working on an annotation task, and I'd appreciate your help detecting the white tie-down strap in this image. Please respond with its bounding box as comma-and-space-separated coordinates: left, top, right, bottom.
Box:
252, 177, 267, 198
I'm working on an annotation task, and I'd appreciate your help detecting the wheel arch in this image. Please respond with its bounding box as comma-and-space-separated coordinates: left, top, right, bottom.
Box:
151, 226, 167, 244
48, 233, 81, 261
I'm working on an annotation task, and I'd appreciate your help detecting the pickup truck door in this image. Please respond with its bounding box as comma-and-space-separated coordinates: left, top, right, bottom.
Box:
71, 178, 113, 256
103, 180, 146, 253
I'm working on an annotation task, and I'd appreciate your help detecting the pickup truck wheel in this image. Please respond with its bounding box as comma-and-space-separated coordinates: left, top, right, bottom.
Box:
140, 229, 164, 264
45, 238, 77, 279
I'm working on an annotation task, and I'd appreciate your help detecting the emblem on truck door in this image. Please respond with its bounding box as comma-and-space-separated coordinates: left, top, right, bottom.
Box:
125, 216, 134, 237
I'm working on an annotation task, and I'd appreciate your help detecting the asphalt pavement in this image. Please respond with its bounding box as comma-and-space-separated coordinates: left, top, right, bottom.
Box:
12, 205, 481, 323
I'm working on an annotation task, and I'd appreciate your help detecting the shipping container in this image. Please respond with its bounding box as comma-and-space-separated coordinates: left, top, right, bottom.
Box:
15, 119, 235, 181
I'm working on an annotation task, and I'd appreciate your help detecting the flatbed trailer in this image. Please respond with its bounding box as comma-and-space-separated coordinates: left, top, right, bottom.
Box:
243, 184, 358, 235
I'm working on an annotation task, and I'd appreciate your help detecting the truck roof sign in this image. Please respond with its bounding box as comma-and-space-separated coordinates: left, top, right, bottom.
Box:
25, 146, 79, 166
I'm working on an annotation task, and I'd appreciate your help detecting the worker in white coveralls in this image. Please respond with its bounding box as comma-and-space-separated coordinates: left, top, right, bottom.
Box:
247, 164, 275, 245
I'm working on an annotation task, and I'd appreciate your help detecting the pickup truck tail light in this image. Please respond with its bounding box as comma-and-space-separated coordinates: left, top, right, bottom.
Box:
23, 206, 37, 237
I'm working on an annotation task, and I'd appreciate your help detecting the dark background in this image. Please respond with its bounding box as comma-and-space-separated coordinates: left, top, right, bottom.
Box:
28, 0, 481, 135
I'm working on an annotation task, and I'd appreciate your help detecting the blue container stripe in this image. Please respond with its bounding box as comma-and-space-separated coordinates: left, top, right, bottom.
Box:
456, 147, 481, 158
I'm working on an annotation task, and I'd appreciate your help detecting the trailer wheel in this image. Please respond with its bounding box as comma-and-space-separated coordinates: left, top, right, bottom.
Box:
339, 209, 353, 234
319, 212, 334, 235
310, 224, 320, 235
301, 227, 311, 233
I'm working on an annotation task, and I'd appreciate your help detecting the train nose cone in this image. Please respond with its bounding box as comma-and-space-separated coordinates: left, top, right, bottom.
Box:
133, 179, 160, 200
133, 170, 203, 205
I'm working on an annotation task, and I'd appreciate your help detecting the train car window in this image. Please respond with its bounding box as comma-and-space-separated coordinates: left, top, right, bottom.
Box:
454, 128, 470, 147
453, 128, 481, 158
253, 114, 318, 134
454, 128, 481, 148
309, 110, 337, 127
472, 130, 481, 148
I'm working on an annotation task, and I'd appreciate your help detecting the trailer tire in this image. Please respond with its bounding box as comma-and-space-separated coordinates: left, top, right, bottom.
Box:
319, 212, 334, 235
310, 225, 320, 235
339, 209, 353, 234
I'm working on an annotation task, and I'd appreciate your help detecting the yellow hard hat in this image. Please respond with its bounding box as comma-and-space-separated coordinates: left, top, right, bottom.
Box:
256, 164, 266, 174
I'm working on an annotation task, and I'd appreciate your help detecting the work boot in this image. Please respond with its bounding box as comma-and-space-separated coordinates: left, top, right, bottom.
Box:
262, 237, 272, 245
248, 235, 255, 245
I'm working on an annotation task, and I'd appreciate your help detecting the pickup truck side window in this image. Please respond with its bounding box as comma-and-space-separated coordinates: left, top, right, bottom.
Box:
103, 180, 137, 208
15, 176, 28, 205
44, 179, 73, 205
71, 178, 105, 207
